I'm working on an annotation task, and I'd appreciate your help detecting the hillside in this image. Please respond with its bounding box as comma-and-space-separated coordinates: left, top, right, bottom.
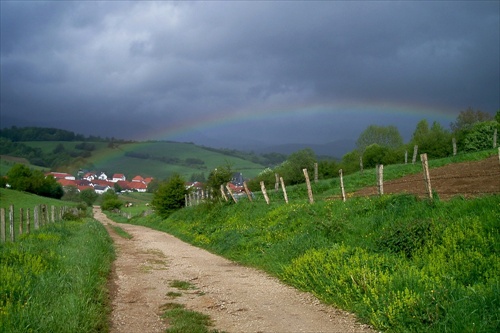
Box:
6, 141, 267, 180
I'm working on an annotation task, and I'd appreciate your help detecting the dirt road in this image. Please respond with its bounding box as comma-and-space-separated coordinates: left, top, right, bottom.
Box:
94, 207, 374, 333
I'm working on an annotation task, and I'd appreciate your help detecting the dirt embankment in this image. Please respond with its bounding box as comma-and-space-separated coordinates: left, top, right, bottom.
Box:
95, 207, 374, 333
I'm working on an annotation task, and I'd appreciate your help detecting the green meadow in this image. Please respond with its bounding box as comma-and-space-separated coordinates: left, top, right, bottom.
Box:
123, 150, 500, 333
19, 140, 266, 180
0, 190, 114, 332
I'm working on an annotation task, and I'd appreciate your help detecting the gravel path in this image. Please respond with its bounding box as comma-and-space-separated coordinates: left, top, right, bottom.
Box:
94, 207, 375, 333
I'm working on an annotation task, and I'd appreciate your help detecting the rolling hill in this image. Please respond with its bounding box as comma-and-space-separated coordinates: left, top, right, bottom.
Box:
4, 140, 267, 181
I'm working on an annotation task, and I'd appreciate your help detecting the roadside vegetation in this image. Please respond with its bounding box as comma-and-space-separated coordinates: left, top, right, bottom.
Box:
0, 196, 115, 332
125, 147, 499, 333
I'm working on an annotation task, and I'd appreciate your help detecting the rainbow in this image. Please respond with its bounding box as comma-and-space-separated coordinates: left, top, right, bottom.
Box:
88, 100, 459, 170
136, 100, 458, 142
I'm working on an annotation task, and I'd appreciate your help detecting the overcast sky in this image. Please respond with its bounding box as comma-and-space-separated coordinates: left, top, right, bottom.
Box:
1, 1, 499, 150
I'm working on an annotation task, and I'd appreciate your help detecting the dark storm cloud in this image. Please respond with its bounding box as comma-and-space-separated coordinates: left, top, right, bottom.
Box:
1, 1, 498, 147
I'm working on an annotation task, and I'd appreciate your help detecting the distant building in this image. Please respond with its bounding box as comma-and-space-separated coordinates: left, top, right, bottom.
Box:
231, 172, 244, 186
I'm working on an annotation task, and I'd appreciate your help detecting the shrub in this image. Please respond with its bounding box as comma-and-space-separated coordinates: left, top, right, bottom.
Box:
151, 174, 187, 218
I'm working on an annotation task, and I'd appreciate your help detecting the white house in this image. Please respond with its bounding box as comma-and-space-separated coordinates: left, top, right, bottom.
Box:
112, 173, 126, 182
98, 172, 108, 180
94, 185, 112, 194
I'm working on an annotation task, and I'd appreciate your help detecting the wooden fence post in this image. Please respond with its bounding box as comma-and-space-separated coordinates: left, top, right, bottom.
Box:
19, 208, 23, 236
226, 183, 238, 203
220, 185, 228, 202
26, 208, 30, 234
34, 205, 39, 230
185, 194, 189, 207
339, 169, 346, 202
405, 150, 408, 164
260, 181, 270, 205
376, 165, 384, 196
9, 205, 15, 242
51, 206, 55, 223
493, 128, 497, 148
1, 208, 5, 243
303, 168, 314, 204
314, 163, 318, 183
412, 145, 418, 164
243, 181, 253, 202
44, 205, 49, 225
421, 153, 433, 199
452, 137, 457, 156
280, 177, 289, 204
359, 156, 364, 174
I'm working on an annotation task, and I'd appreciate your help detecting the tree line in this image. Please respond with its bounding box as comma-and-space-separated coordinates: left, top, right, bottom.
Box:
245, 108, 500, 189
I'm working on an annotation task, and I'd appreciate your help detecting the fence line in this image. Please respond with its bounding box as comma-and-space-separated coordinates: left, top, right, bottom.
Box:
182, 146, 500, 207
0, 205, 73, 243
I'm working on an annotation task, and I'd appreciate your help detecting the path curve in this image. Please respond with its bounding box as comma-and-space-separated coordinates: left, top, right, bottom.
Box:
94, 207, 374, 333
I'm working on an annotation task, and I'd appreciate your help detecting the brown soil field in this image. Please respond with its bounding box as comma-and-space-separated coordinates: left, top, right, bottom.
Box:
354, 155, 500, 200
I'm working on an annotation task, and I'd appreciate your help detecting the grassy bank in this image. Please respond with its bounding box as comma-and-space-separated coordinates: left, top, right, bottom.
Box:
127, 193, 499, 332
0, 218, 115, 332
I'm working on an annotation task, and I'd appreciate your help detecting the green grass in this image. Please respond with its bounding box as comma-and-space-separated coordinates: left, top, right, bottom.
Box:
161, 303, 223, 333
0, 188, 80, 240
170, 280, 196, 290
109, 224, 133, 239
0, 218, 115, 332
166, 291, 183, 298
20, 141, 267, 180
121, 150, 500, 333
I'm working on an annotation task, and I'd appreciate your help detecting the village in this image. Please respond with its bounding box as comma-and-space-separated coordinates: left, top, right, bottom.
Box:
46, 170, 247, 196
46, 171, 153, 194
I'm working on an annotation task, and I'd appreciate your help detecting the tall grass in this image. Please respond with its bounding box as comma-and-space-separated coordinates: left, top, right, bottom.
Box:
0, 218, 115, 332
120, 151, 500, 332
130, 194, 499, 332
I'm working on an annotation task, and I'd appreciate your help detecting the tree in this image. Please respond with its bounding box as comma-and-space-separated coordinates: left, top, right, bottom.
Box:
317, 160, 339, 179
5, 164, 63, 199
147, 178, 160, 193
100, 189, 123, 211
410, 120, 451, 158
462, 121, 499, 152
151, 174, 187, 218
80, 188, 98, 207
356, 125, 404, 153
6, 164, 33, 192
410, 119, 430, 146
450, 107, 493, 132
277, 148, 317, 185
62, 186, 81, 202
206, 163, 233, 198
340, 150, 361, 175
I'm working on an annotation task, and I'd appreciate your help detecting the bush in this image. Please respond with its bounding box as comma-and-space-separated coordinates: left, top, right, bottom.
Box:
100, 190, 123, 211
151, 174, 187, 218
